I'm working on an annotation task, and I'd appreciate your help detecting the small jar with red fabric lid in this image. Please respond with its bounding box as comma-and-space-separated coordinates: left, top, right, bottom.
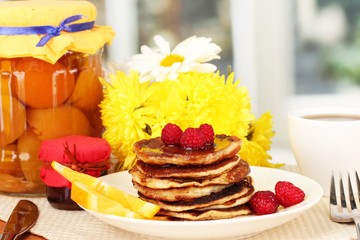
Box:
39, 135, 111, 210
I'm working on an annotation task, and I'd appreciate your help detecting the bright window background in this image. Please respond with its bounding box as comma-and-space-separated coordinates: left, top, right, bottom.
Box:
296, 0, 360, 95
232, 0, 360, 150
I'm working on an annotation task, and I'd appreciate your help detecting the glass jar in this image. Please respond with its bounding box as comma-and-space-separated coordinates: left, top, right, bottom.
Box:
0, 50, 104, 195
0, 1, 115, 196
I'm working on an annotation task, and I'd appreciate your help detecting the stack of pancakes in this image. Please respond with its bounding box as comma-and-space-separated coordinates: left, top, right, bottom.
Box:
129, 134, 254, 221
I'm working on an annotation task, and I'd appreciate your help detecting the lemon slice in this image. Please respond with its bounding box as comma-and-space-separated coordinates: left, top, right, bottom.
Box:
51, 161, 160, 218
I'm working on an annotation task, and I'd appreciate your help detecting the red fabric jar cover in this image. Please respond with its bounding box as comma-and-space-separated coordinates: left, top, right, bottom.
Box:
39, 135, 111, 188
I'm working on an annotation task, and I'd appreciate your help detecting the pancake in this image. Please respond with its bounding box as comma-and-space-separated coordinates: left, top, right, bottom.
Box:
133, 181, 232, 202
134, 134, 242, 166
129, 159, 250, 189
139, 177, 254, 212
135, 155, 241, 179
157, 204, 252, 221
196, 195, 252, 211
131, 131, 255, 222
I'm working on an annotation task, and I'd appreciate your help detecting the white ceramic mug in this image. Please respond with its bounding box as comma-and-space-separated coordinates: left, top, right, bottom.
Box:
288, 108, 360, 196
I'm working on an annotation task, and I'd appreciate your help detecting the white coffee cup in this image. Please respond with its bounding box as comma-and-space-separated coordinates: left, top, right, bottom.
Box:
288, 108, 360, 196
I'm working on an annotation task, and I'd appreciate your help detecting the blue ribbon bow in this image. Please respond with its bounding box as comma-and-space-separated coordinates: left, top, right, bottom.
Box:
0, 14, 94, 47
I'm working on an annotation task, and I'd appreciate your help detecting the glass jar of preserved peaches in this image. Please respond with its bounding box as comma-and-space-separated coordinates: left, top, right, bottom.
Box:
0, 1, 115, 195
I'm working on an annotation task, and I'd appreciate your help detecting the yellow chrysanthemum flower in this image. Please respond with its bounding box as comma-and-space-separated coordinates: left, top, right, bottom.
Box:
239, 111, 284, 167
99, 71, 158, 170
250, 111, 275, 151
146, 71, 254, 139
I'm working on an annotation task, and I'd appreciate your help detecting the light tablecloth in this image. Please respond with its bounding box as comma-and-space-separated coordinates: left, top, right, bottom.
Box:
0, 166, 357, 240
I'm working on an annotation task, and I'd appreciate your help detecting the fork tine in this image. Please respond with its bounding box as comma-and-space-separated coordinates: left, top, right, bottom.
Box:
329, 171, 360, 235
348, 172, 357, 210
330, 172, 337, 206
340, 174, 347, 209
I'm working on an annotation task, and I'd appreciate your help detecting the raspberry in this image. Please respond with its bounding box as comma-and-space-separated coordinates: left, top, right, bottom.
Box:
161, 123, 183, 146
249, 191, 279, 215
199, 123, 214, 144
180, 128, 206, 149
275, 181, 305, 207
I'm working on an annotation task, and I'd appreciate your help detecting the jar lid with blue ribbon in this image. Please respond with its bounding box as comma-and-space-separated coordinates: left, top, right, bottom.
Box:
0, 1, 115, 64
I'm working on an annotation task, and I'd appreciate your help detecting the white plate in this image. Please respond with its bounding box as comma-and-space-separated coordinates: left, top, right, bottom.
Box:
84, 166, 323, 240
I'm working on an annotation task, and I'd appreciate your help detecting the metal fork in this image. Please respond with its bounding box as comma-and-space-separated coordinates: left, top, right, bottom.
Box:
330, 171, 360, 239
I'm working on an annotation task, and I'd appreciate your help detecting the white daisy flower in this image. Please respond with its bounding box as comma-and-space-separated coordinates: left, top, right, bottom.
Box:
128, 35, 221, 82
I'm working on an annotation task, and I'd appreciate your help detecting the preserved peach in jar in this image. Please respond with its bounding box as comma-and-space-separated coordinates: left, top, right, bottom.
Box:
0, 1, 114, 195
